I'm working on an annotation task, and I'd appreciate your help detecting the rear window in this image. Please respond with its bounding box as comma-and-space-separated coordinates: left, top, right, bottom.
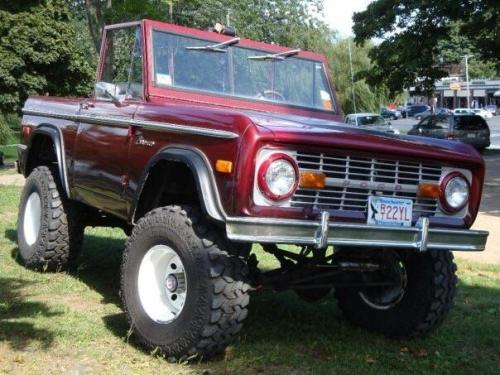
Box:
453, 116, 488, 130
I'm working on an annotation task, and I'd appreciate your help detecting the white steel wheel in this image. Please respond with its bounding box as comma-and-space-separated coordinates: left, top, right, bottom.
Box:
23, 191, 42, 246
137, 244, 187, 324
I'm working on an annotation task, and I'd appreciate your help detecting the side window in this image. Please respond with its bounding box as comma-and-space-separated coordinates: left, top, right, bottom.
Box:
432, 116, 449, 130
98, 26, 143, 100
418, 118, 431, 128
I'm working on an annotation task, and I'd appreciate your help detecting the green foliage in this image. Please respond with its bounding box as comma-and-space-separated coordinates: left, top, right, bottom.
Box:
9, 1, 399, 116
438, 23, 500, 80
352, 0, 500, 94
2, 113, 20, 131
327, 37, 401, 114
172, 0, 329, 51
0, 115, 13, 146
0, 0, 95, 113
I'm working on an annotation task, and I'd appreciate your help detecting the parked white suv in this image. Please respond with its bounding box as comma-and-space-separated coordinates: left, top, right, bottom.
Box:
470, 108, 493, 119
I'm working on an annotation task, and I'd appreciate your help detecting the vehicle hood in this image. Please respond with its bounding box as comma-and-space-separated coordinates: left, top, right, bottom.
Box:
245, 111, 483, 167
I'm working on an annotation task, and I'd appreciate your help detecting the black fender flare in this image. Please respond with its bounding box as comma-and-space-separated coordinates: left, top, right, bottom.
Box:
24, 125, 71, 198
130, 146, 227, 224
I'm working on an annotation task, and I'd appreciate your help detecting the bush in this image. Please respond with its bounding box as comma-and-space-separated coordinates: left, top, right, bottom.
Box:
4, 113, 20, 131
0, 114, 13, 145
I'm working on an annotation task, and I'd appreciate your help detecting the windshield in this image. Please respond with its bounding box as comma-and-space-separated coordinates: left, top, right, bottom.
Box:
152, 31, 335, 112
358, 115, 387, 126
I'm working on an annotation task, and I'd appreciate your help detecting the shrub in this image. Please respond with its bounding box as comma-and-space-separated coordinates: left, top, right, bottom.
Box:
0, 114, 13, 145
4, 113, 21, 131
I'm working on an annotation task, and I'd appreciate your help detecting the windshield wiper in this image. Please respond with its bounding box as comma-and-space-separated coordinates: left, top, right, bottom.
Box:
247, 48, 301, 61
185, 37, 240, 53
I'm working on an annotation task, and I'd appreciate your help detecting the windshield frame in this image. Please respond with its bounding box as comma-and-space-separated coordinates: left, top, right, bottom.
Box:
143, 20, 340, 119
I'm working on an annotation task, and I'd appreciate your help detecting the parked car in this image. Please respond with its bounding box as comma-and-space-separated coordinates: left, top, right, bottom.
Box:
414, 108, 452, 120
16, 19, 488, 360
380, 107, 402, 120
345, 113, 400, 134
484, 104, 499, 116
408, 114, 490, 151
453, 108, 473, 115
470, 108, 493, 119
401, 104, 430, 118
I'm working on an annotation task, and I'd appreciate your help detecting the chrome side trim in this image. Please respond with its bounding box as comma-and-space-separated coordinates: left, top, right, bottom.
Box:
22, 109, 239, 140
225, 216, 488, 252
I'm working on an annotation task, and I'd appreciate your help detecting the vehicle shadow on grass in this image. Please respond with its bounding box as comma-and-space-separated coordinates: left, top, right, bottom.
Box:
5, 228, 125, 307
5, 228, 500, 366
99, 281, 500, 369
0, 277, 60, 351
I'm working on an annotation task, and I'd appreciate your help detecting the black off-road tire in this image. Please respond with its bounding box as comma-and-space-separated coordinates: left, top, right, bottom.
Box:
334, 250, 457, 338
121, 205, 250, 360
17, 166, 84, 271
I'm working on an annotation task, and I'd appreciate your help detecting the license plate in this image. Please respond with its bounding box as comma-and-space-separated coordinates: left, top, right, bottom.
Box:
367, 196, 413, 227
467, 133, 476, 138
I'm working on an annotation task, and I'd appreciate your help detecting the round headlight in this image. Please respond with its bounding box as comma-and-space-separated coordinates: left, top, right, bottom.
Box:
442, 173, 469, 212
258, 153, 298, 201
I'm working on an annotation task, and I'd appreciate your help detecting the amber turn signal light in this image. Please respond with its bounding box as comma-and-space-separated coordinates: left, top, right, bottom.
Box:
215, 160, 233, 174
417, 182, 441, 198
299, 171, 326, 189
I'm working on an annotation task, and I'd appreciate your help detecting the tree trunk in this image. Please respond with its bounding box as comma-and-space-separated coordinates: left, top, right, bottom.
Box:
84, 0, 112, 53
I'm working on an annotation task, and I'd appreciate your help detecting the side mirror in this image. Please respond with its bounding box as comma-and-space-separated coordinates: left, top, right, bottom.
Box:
95, 82, 124, 104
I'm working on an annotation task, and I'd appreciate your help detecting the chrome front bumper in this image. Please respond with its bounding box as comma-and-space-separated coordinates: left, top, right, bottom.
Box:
226, 213, 488, 252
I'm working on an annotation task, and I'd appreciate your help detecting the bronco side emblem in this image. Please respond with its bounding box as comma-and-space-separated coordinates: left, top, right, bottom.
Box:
135, 135, 155, 147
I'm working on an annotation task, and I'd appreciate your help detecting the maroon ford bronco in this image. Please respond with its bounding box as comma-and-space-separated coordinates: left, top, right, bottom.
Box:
16, 20, 488, 359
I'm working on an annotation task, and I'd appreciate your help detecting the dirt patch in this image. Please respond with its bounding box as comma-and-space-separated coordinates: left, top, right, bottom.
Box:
0, 168, 24, 187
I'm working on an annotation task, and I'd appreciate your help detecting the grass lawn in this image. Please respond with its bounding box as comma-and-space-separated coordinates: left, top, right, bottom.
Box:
0, 145, 17, 162
1, 185, 500, 374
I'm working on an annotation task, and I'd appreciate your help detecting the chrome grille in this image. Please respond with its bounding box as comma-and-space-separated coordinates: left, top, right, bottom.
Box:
291, 152, 442, 218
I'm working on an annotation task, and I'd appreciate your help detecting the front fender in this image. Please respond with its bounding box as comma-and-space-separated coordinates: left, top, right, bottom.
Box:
130, 146, 227, 224
24, 125, 71, 198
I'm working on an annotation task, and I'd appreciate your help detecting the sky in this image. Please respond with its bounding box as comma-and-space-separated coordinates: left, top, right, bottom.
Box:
323, 0, 373, 37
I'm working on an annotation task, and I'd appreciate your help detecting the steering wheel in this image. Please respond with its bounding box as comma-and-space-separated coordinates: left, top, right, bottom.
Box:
256, 90, 286, 102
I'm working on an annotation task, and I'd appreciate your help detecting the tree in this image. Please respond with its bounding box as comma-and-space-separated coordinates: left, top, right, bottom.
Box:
352, 0, 500, 94
71, 0, 330, 55
327, 37, 402, 114
438, 22, 500, 80
0, 0, 95, 113
172, 0, 329, 51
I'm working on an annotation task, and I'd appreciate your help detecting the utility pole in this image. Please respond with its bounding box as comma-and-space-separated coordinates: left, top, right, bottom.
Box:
463, 54, 473, 108
348, 39, 357, 113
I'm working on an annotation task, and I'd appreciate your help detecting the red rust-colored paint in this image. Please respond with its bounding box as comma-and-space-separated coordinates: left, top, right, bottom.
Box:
19, 19, 485, 229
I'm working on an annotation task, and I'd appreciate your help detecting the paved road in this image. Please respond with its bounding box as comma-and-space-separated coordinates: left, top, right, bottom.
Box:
391, 115, 500, 149
457, 150, 500, 264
